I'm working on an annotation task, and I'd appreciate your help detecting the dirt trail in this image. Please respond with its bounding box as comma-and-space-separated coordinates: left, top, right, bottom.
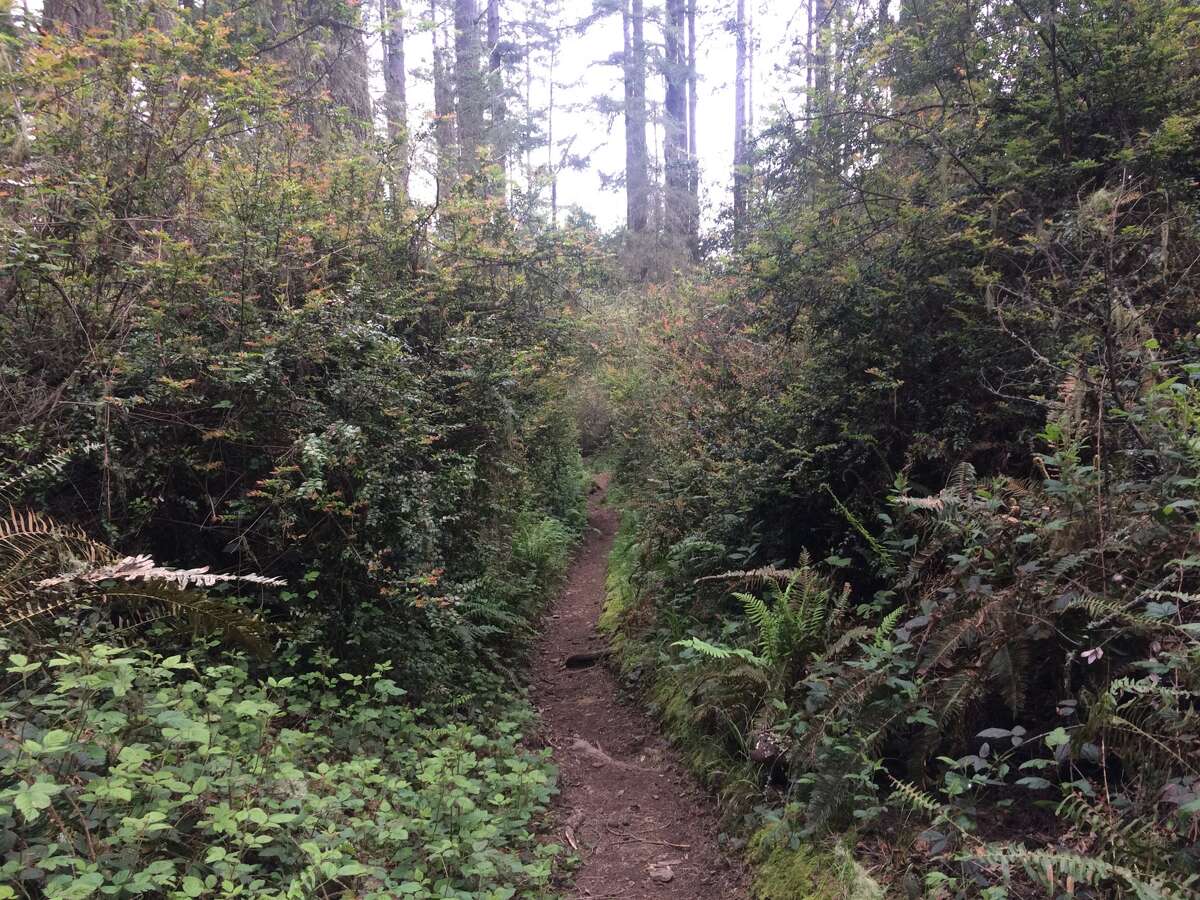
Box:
534, 475, 748, 900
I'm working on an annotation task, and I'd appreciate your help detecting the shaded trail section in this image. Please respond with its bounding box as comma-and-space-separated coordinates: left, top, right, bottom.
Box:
535, 476, 747, 899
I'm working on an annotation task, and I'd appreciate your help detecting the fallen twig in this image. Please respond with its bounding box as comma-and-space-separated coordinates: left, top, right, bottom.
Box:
603, 825, 691, 850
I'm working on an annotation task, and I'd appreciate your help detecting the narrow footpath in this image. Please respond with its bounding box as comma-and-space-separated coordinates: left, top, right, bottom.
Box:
534, 475, 748, 900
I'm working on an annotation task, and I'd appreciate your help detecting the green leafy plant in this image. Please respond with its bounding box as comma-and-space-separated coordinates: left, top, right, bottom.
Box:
0, 645, 561, 899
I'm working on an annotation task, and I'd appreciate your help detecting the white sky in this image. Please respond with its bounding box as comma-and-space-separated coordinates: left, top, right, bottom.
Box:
375, 0, 807, 229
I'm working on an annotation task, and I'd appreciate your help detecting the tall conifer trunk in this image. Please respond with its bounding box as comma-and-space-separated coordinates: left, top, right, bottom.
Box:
733, 0, 748, 242
454, 0, 484, 178
623, 0, 649, 233
42, 0, 110, 33
663, 0, 688, 243
487, 0, 507, 194
686, 0, 699, 258
432, 0, 457, 199
381, 0, 409, 200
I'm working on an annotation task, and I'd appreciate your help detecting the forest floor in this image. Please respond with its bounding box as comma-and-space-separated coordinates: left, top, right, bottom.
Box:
533, 475, 749, 899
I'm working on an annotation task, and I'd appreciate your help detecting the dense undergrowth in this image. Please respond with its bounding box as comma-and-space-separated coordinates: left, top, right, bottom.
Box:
599, 1, 1200, 896
0, 4, 594, 897
8, 0, 1200, 897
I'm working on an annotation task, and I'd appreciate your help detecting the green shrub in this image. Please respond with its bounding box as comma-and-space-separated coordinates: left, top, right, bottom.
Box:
0, 637, 560, 899
601, 1, 1200, 892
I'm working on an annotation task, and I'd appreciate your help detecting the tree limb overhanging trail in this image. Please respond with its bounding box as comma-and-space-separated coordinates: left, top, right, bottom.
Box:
533, 475, 747, 899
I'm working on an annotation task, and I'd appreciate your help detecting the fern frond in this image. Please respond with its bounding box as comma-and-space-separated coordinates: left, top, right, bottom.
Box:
948, 462, 977, 498
737, 591, 771, 630
887, 774, 948, 822
1108, 714, 1197, 777
830, 582, 852, 627
1051, 548, 1098, 578
0, 444, 98, 505
898, 534, 947, 589
823, 485, 895, 568
674, 636, 765, 666
919, 596, 1011, 675
695, 567, 799, 588
38, 554, 285, 590
1070, 594, 1176, 633
974, 842, 1198, 899
793, 670, 889, 764
931, 668, 988, 732
820, 625, 874, 660
0, 507, 279, 654
0, 508, 97, 568
796, 593, 828, 644
673, 636, 735, 660
737, 591, 778, 657
100, 587, 272, 655
895, 496, 946, 511
1055, 794, 1164, 863
1140, 589, 1200, 605
873, 607, 904, 648
988, 641, 1032, 716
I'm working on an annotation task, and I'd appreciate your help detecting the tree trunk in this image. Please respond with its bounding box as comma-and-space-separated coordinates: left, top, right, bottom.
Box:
454, 0, 484, 178
805, 0, 814, 115
809, 0, 831, 202
487, 0, 507, 194
623, 0, 649, 233
381, 0, 409, 199
662, 0, 688, 242
322, 3, 372, 138
812, 0, 830, 111
548, 30, 557, 226
651, 98, 663, 233
42, 0, 111, 33
432, 0, 457, 199
747, 0, 753, 135
732, 0, 748, 242
524, 14, 534, 194
686, 0, 699, 258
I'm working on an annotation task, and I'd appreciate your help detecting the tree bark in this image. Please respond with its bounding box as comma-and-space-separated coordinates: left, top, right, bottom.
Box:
548, 33, 557, 226
747, 0, 753, 135
524, 13, 534, 193
42, 0, 111, 33
808, 0, 833, 200
732, 0, 748, 242
623, 0, 649, 233
487, 0, 507, 193
805, 0, 814, 114
686, 0, 699, 258
381, 0, 409, 199
322, 3, 372, 137
663, 0, 688, 242
432, 0, 457, 199
812, 0, 830, 111
454, 0, 484, 178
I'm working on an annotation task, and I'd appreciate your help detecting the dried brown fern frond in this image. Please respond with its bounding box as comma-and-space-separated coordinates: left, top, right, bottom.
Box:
0, 507, 280, 655
695, 566, 800, 588
948, 461, 977, 497
38, 554, 285, 590
0, 508, 98, 572
895, 496, 946, 511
